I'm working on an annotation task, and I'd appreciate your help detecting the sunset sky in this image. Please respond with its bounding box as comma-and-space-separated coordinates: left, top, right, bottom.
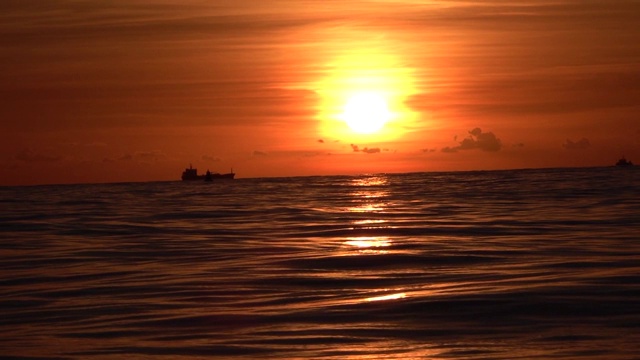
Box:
2, 0, 639, 185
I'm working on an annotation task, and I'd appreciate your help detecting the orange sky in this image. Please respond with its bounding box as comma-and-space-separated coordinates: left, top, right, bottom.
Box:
1, 0, 639, 185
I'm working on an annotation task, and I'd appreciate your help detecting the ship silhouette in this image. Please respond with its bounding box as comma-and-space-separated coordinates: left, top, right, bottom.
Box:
615, 157, 634, 167
181, 164, 235, 181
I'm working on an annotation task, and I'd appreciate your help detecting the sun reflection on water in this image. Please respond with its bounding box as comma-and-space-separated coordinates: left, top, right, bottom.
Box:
347, 175, 389, 211
365, 292, 407, 302
351, 219, 386, 225
350, 176, 389, 187
347, 204, 385, 213
351, 190, 387, 199
344, 236, 391, 249
343, 175, 392, 254
340, 175, 412, 307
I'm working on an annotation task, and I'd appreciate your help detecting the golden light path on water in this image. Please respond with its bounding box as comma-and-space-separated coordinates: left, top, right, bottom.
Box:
335, 174, 487, 309
341, 175, 412, 305
365, 292, 407, 302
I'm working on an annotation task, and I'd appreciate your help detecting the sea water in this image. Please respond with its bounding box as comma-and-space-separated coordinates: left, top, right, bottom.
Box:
1, 167, 639, 359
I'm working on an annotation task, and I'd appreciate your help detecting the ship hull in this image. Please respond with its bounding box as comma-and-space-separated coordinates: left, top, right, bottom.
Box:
181, 175, 206, 181
204, 173, 235, 181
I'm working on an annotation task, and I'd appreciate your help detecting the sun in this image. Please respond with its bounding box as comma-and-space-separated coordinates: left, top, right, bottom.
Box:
313, 44, 419, 143
341, 92, 392, 134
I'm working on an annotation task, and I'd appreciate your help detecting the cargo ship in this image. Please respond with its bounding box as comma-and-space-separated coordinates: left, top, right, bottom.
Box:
181, 165, 235, 181
615, 157, 634, 167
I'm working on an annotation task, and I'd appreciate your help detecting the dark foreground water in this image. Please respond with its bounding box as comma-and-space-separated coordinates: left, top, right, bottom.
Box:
1, 167, 639, 359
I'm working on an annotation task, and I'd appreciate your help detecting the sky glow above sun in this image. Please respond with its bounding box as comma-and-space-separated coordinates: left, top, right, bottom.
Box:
1, 0, 639, 185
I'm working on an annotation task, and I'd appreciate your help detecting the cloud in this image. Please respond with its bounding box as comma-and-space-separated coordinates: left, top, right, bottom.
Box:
15, 148, 61, 162
317, 139, 324, 143
442, 128, 502, 153
562, 138, 590, 150
134, 150, 166, 162
350, 144, 381, 154
362, 147, 381, 154
116, 151, 164, 162
202, 154, 221, 162
253, 150, 268, 156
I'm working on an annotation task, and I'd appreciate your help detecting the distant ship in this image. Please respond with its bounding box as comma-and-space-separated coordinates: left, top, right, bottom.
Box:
615, 157, 634, 167
181, 165, 235, 181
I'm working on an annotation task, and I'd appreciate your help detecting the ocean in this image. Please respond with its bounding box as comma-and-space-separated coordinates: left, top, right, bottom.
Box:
1, 167, 639, 359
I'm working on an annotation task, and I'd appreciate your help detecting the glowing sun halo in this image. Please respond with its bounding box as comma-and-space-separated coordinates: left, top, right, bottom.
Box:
341, 92, 392, 134
314, 47, 419, 143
